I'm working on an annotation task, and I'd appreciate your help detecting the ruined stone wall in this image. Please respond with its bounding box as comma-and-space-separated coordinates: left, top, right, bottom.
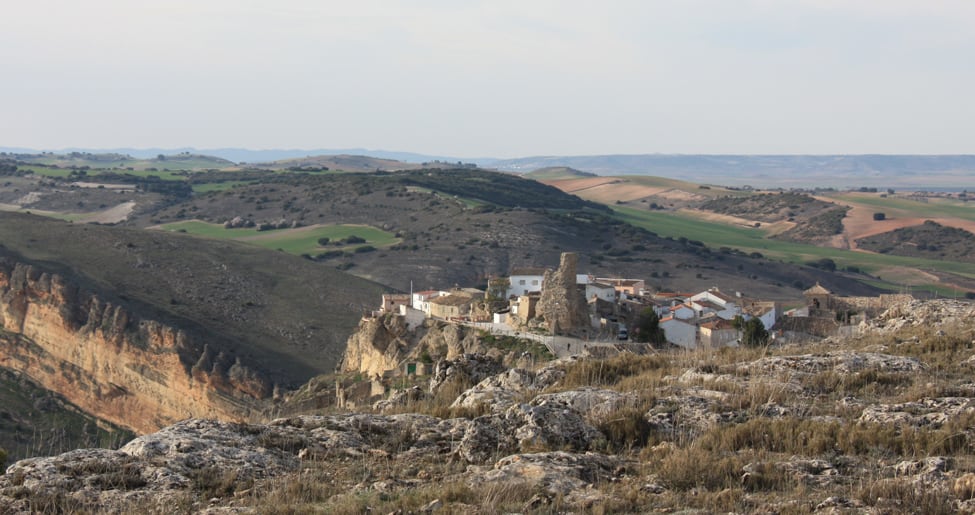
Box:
536, 253, 590, 336
836, 294, 914, 313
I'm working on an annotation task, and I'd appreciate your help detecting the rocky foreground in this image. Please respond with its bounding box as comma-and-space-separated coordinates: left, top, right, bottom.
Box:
3, 299, 975, 513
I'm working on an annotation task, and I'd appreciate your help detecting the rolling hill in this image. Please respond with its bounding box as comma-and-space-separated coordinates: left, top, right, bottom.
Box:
540, 173, 975, 295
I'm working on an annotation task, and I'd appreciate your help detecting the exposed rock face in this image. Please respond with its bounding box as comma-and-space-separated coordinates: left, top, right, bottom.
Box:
468, 451, 623, 497
457, 400, 603, 463
0, 260, 267, 434
340, 316, 483, 378
0, 414, 623, 513
428, 353, 505, 395
742, 351, 924, 376
536, 252, 589, 336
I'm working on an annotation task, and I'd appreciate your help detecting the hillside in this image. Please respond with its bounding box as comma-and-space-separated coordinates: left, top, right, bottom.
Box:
541, 174, 975, 295
0, 369, 133, 464
255, 154, 425, 173
0, 213, 383, 382
523, 166, 596, 180
5, 151, 233, 171
488, 154, 975, 189
0, 212, 388, 447
136, 168, 869, 299
857, 221, 975, 263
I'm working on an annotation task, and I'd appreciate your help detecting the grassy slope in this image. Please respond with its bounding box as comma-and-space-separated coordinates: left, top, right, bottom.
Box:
613, 206, 975, 285
157, 221, 399, 255
0, 212, 386, 384
540, 171, 975, 292
830, 192, 975, 222
18, 154, 233, 171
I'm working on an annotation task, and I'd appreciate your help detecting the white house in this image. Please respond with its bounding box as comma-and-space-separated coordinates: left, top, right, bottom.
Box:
586, 281, 617, 303
412, 290, 447, 316
668, 303, 696, 320
699, 318, 739, 348
397, 304, 427, 331
689, 288, 739, 320
660, 316, 697, 349
506, 267, 547, 298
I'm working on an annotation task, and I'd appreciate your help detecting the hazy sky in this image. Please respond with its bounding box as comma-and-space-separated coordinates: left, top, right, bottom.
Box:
3, 1, 973, 157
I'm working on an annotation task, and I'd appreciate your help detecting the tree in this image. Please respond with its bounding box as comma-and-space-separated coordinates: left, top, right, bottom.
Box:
633, 307, 666, 344
317, 237, 330, 246
734, 316, 769, 347
0, 447, 5, 470
486, 277, 510, 302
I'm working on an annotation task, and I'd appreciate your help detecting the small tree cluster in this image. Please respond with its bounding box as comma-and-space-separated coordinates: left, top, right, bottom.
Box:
633, 307, 666, 344
733, 316, 769, 347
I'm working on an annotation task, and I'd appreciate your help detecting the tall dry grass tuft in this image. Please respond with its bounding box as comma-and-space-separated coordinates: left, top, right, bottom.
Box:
652, 446, 747, 491
381, 376, 487, 419
857, 478, 957, 515
557, 353, 672, 390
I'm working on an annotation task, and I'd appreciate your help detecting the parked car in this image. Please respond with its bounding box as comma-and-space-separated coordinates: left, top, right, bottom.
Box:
618, 328, 628, 340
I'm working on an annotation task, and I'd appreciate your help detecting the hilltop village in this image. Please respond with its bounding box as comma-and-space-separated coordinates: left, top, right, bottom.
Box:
347, 252, 911, 385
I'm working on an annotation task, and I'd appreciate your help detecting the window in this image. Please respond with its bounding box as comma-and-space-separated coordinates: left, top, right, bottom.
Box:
531, 280, 539, 286
519, 279, 526, 285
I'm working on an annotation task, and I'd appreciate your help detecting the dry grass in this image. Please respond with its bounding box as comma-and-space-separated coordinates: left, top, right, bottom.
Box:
556, 353, 673, 390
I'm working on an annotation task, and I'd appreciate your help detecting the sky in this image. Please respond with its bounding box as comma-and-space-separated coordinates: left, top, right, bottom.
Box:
2, 1, 974, 157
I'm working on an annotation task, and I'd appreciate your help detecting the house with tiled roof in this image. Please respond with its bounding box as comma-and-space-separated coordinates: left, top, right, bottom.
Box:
699, 318, 739, 347
659, 315, 697, 349
429, 294, 474, 320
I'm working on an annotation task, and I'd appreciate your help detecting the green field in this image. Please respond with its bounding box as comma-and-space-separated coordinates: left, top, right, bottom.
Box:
157, 221, 399, 255
613, 206, 975, 281
830, 193, 975, 222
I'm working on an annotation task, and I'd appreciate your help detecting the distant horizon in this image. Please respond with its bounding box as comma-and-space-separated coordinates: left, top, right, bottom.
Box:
4, 146, 975, 162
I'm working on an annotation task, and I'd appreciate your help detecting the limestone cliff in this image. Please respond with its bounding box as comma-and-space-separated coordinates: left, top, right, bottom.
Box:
0, 259, 268, 434
339, 314, 484, 378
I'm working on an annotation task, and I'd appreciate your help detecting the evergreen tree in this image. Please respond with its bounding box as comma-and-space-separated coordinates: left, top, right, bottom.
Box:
634, 307, 666, 344
734, 316, 769, 347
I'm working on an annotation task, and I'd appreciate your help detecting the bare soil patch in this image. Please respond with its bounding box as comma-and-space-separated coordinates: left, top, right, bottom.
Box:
817, 196, 975, 250
545, 177, 704, 204
74, 201, 137, 224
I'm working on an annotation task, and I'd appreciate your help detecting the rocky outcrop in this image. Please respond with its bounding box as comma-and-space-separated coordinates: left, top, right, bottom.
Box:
428, 353, 505, 394
536, 252, 590, 336
339, 316, 483, 379
865, 298, 975, 333
0, 414, 623, 513
0, 260, 267, 434
457, 400, 603, 463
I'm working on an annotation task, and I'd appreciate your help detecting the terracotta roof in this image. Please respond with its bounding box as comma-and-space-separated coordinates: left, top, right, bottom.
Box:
700, 319, 735, 330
